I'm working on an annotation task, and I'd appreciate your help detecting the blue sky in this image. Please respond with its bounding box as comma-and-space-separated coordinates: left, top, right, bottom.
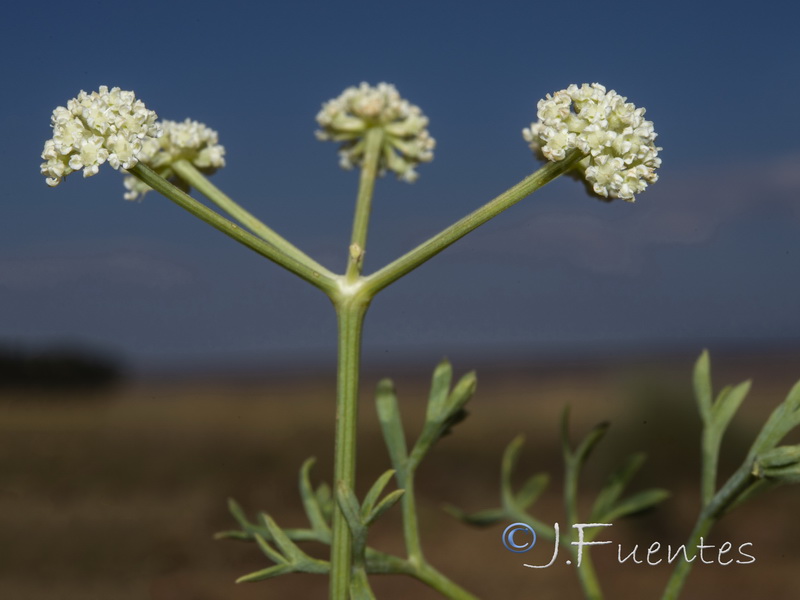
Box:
2, 1, 799, 373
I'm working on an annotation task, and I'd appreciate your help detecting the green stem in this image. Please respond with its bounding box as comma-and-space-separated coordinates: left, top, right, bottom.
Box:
661, 463, 756, 599
700, 431, 717, 507
413, 563, 481, 600
351, 567, 378, 600
396, 468, 424, 563
572, 545, 602, 600
660, 517, 713, 600
328, 126, 383, 598
330, 291, 371, 600
128, 163, 337, 295
346, 128, 384, 283
171, 159, 335, 279
365, 551, 478, 600
564, 456, 604, 600
362, 150, 584, 295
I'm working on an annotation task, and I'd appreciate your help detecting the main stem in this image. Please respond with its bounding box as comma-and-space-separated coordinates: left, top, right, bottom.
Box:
330, 127, 383, 599
330, 295, 369, 599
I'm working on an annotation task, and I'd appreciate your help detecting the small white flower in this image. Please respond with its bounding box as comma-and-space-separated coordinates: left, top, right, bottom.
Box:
122, 118, 226, 200
68, 135, 108, 177
523, 83, 661, 201
41, 86, 160, 186
316, 82, 435, 182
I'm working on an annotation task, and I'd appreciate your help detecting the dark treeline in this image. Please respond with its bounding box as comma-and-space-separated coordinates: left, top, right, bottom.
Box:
0, 345, 122, 391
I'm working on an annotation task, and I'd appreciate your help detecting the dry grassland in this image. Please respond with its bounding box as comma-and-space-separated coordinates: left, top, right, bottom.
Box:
1, 353, 799, 599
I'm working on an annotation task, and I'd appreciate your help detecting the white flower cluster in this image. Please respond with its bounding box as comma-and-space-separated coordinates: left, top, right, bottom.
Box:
316, 82, 435, 182
41, 86, 160, 187
123, 119, 226, 200
523, 83, 661, 201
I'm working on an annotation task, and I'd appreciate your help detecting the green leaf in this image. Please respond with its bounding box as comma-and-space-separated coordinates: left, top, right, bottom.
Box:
780, 386, 800, 434
316, 482, 334, 522
591, 453, 647, 522
756, 444, 800, 469
444, 371, 477, 420
426, 358, 453, 421
336, 481, 365, 538
365, 489, 405, 525
236, 563, 293, 583
749, 382, 800, 456
361, 469, 396, 519
572, 421, 610, 468
439, 407, 470, 438
376, 378, 408, 470
694, 350, 713, 423
227, 497, 252, 532
501, 435, 525, 511
411, 363, 478, 468
560, 407, 609, 466
253, 531, 287, 564
724, 479, 772, 514
786, 379, 800, 414
711, 380, 751, 434
261, 515, 299, 560
252, 520, 329, 576
759, 464, 800, 484
600, 488, 670, 523
753, 445, 800, 484
299, 458, 331, 538
514, 473, 549, 510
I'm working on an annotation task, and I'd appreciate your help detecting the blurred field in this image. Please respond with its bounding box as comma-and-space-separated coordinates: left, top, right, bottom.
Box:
1, 352, 799, 599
